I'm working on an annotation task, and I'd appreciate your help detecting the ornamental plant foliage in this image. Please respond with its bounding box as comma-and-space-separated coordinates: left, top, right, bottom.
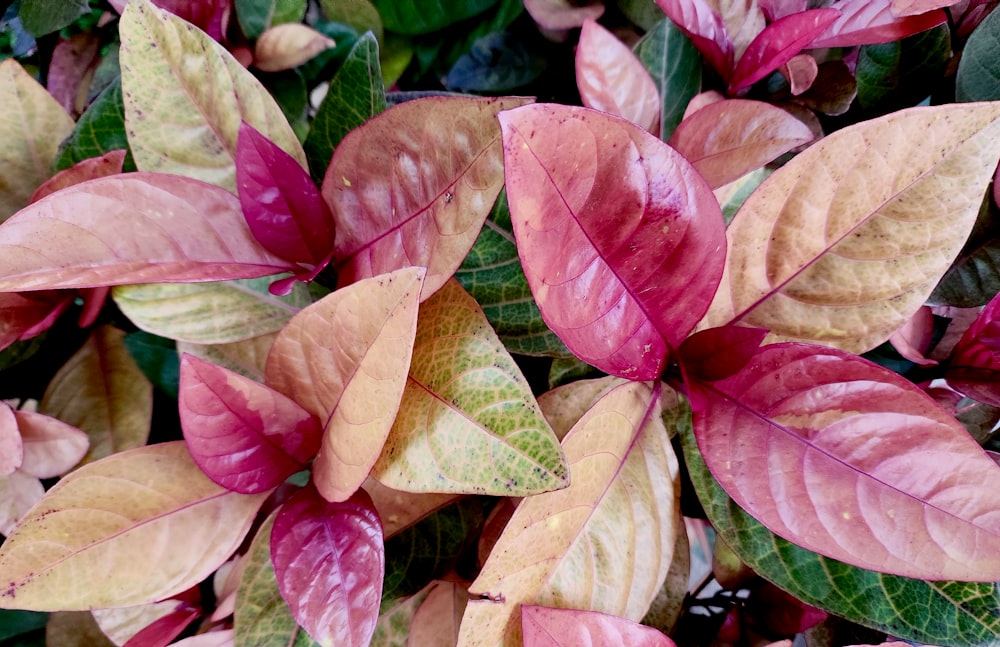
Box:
4, 0, 1000, 645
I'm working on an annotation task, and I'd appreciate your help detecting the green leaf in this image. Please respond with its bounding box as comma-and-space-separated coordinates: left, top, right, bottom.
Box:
304, 31, 385, 183
957, 5, 1000, 102
633, 18, 701, 142
930, 193, 1000, 307
319, 0, 383, 44
54, 77, 133, 172
122, 331, 180, 398
680, 419, 1000, 645
617, 0, 666, 30
409, 0, 522, 79
0, 610, 47, 641
236, 0, 307, 40
113, 278, 313, 345
258, 70, 309, 131
234, 513, 320, 647
370, 586, 432, 647
856, 24, 950, 112
445, 32, 546, 92
17, 0, 89, 37
371, 0, 498, 35
547, 357, 603, 390
455, 190, 572, 359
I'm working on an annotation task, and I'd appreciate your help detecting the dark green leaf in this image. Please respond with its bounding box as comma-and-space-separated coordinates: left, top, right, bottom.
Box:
371, 0, 498, 35
634, 18, 701, 142
930, 192, 1000, 307
547, 356, 602, 390
0, 610, 47, 641
236, 0, 306, 39
455, 190, 572, 359
53, 76, 133, 172
957, 5, 1000, 102
319, 0, 382, 44
257, 69, 309, 130
304, 31, 384, 183
444, 32, 545, 92
617, 0, 666, 31
0, 13, 36, 59
17, 0, 88, 37
856, 24, 950, 112
123, 331, 179, 398
680, 420, 1000, 645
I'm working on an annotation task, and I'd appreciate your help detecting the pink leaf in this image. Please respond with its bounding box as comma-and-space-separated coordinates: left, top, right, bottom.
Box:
46, 32, 101, 116
271, 485, 383, 647
947, 292, 1000, 406
0, 173, 297, 291
0, 291, 73, 350
13, 410, 88, 478
576, 19, 660, 133
728, 9, 840, 94
779, 54, 819, 95
0, 403, 22, 476
500, 104, 726, 380
654, 0, 734, 80
669, 99, 815, 188
888, 306, 937, 366
524, 0, 605, 30
236, 122, 334, 266
179, 354, 321, 494
810, 0, 947, 48
891, 0, 964, 17
30, 150, 128, 205
759, 0, 808, 21
690, 341, 1000, 581
521, 605, 676, 647
122, 604, 200, 647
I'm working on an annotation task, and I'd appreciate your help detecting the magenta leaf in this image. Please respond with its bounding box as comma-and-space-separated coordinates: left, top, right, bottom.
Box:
810, 0, 947, 48
236, 122, 334, 267
179, 354, 321, 494
689, 341, 1000, 581
728, 9, 840, 94
271, 485, 384, 647
0, 291, 73, 350
521, 605, 676, 647
499, 104, 726, 380
121, 604, 200, 647
654, 0, 734, 81
946, 292, 1000, 406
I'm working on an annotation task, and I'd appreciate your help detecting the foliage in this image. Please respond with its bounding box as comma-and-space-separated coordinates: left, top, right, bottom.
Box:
1, 1, 1000, 646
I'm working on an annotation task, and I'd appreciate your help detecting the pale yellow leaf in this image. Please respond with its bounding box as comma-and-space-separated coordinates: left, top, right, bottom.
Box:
93, 599, 187, 646
537, 376, 626, 440
254, 23, 335, 72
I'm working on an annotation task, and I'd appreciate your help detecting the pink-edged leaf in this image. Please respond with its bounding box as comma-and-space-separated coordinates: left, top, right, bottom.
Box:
524, 0, 605, 30
946, 292, 1000, 406
179, 353, 321, 494
0, 173, 297, 292
654, 0, 734, 80
668, 99, 814, 189
728, 9, 840, 94
500, 104, 725, 379
30, 150, 127, 204
678, 325, 768, 383
121, 604, 200, 647
13, 410, 88, 478
888, 306, 937, 366
576, 19, 660, 133
759, 0, 808, 21
521, 605, 676, 647
0, 403, 22, 476
271, 484, 383, 647
810, 0, 947, 48
780, 53, 819, 95
236, 122, 334, 266
0, 291, 72, 350
324, 96, 527, 301
891, 0, 964, 17
689, 341, 1000, 581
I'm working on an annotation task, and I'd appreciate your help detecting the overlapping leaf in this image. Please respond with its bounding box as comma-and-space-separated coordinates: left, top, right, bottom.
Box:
177, 334, 276, 382
500, 103, 726, 380
957, 2, 1000, 102
456, 381, 679, 646
13, 409, 89, 478
372, 0, 497, 34
810, 0, 946, 48
266, 268, 423, 502
54, 77, 132, 172
946, 292, 1000, 406
688, 340, 1000, 581
119, 0, 306, 192
362, 478, 459, 539
324, 96, 527, 301
31, 150, 127, 203
633, 18, 702, 141
521, 606, 675, 647
0, 442, 267, 610
372, 280, 568, 495
654, 0, 733, 81
702, 102, 1000, 353
0, 404, 21, 476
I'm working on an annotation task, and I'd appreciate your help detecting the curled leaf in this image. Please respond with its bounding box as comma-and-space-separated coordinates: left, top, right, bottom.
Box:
13, 410, 88, 478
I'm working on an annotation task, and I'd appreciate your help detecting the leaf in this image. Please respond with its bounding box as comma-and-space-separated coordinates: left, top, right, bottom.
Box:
0, 292, 71, 351
633, 18, 702, 142
304, 32, 386, 184
689, 341, 1000, 581
371, 0, 498, 34
668, 99, 814, 189
236, 0, 308, 39
727, 9, 840, 94
17, 0, 90, 36
325, 96, 524, 301
31, 150, 127, 203
271, 485, 384, 647
930, 192, 1000, 307
123, 330, 181, 397
254, 23, 336, 72
456, 381, 680, 647
362, 478, 460, 539
0, 471, 44, 536
46, 611, 117, 647
372, 280, 568, 496
0, 609, 47, 642
121, 605, 200, 647
856, 24, 951, 112
177, 334, 276, 383
537, 375, 627, 440
236, 122, 335, 266
0, 173, 297, 292
523, 0, 603, 29
454, 191, 571, 358
0, 402, 22, 476
0, 59, 75, 222
234, 512, 320, 647
500, 103, 726, 380
405, 581, 467, 647
119, 0, 306, 192
680, 419, 1000, 645
13, 410, 89, 478
179, 354, 322, 493
266, 268, 423, 502
702, 103, 1000, 353
54, 77, 133, 172
40, 326, 152, 464
956, 2, 1000, 102
521, 606, 676, 647
576, 19, 660, 133
319, 0, 383, 44
891, 0, 963, 15
946, 292, 1000, 406
47, 32, 102, 116
0, 442, 267, 610
810, 0, 946, 48
445, 32, 547, 94
653, 0, 734, 81
93, 599, 193, 646
114, 278, 311, 345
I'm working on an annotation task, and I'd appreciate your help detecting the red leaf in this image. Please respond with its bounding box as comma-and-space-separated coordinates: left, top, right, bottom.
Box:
179, 354, 321, 494
947, 292, 1000, 406
690, 342, 1000, 581
271, 485, 383, 647
0, 291, 73, 350
521, 605, 676, 647
678, 325, 768, 384
236, 122, 334, 266
122, 604, 200, 647
500, 104, 726, 380
728, 9, 840, 94
0, 173, 297, 291
810, 0, 946, 48
655, 0, 734, 80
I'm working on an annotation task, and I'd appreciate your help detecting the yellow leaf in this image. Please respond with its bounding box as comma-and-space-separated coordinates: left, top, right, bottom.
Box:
254, 23, 335, 72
